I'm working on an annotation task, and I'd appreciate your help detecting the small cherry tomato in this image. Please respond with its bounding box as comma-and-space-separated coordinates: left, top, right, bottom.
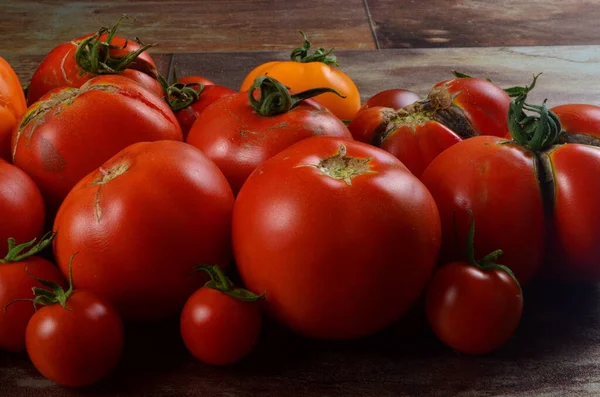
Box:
180, 265, 263, 366
425, 214, 523, 355
25, 259, 124, 387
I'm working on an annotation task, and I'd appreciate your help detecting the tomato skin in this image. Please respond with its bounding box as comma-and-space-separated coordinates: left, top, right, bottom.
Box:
545, 144, 600, 281
176, 84, 236, 138
380, 120, 462, 178
25, 290, 124, 387
0, 160, 45, 258
0, 257, 66, 352
359, 88, 421, 112
186, 92, 352, 195
347, 106, 391, 143
53, 140, 234, 322
551, 104, 600, 138
178, 76, 215, 86
180, 287, 261, 365
13, 75, 182, 216
0, 57, 27, 162
421, 136, 545, 284
27, 33, 157, 105
240, 61, 360, 121
233, 136, 441, 340
425, 262, 523, 355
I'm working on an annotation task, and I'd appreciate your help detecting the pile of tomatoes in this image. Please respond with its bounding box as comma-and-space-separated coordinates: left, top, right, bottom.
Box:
2, 16, 600, 388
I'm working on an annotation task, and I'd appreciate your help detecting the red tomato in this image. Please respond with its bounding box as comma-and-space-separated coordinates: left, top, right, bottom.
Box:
26, 287, 124, 387
0, 159, 45, 258
27, 17, 158, 104
186, 76, 352, 195
426, 261, 523, 355
53, 140, 235, 322
359, 88, 421, 112
13, 74, 182, 217
551, 104, 600, 138
233, 136, 441, 340
180, 265, 263, 365
347, 106, 394, 144
162, 75, 236, 138
0, 234, 66, 352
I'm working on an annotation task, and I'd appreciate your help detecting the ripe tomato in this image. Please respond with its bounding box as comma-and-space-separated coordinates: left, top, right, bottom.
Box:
186, 76, 352, 195
180, 265, 263, 365
0, 234, 66, 352
13, 74, 182, 216
359, 88, 421, 112
27, 16, 159, 104
347, 106, 394, 144
161, 74, 236, 138
53, 140, 235, 322
551, 103, 600, 139
0, 159, 45, 258
426, 217, 523, 355
233, 136, 441, 340
25, 265, 124, 387
240, 32, 360, 121
0, 57, 27, 162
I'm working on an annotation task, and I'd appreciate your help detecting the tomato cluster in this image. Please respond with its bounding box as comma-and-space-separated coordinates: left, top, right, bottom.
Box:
2, 16, 600, 388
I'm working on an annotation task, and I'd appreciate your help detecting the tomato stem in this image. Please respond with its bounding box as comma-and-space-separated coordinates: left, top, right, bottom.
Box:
0, 232, 56, 264
159, 69, 204, 111
193, 265, 265, 302
290, 31, 338, 66
248, 75, 344, 117
27, 254, 76, 311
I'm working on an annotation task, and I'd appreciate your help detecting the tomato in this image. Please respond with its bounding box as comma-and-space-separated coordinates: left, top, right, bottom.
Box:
27, 16, 159, 104
233, 136, 441, 340
25, 265, 124, 387
240, 32, 360, 121
426, 218, 523, 355
359, 88, 421, 112
53, 140, 234, 322
0, 57, 27, 162
13, 74, 182, 217
161, 74, 236, 138
0, 159, 45, 258
551, 103, 600, 139
180, 265, 263, 365
347, 106, 394, 144
0, 234, 66, 352
187, 76, 352, 195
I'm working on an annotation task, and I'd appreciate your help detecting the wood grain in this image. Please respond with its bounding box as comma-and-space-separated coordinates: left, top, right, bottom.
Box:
0, 0, 375, 56
368, 0, 600, 48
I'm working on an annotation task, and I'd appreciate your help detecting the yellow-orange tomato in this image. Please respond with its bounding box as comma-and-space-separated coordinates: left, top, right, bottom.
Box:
240, 33, 360, 121
0, 57, 27, 162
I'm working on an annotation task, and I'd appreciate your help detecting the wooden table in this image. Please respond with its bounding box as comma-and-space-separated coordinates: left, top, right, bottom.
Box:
2, 1, 600, 396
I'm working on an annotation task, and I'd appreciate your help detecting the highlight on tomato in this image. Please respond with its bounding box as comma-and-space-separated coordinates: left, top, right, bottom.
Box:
186, 75, 352, 195
0, 57, 27, 162
233, 136, 441, 340
240, 31, 360, 121
27, 15, 161, 105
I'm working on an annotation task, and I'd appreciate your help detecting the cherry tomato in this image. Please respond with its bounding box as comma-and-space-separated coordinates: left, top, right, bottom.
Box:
180, 265, 263, 365
359, 88, 421, 112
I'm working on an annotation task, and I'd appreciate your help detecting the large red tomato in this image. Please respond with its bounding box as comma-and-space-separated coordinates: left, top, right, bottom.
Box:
0, 159, 45, 258
53, 140, 234, 322
187, 76, 352, 194
233, 136, 441, 340
13, 74, 182, 216
27, 16, 160, 104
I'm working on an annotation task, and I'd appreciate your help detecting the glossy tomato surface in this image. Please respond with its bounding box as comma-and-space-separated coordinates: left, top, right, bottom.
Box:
53, 140, 234, 322
551, 104, 600, 138
359, 88, 421, 112
233, 136, 441, 340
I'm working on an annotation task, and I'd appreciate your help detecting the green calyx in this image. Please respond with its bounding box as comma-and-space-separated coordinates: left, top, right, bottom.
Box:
194, 265, 265, 302
290, 31, 338, 66
0, 232, 55, 264
463, 210, 520, 288
159, 69, 204, 111
248, 75, 344, 117
75, 14, 157, 78
506, 74, 562, 151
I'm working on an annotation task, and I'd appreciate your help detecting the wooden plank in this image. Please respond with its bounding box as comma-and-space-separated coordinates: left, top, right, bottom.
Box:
0, 0, 375, 56
368, 0, 600, 48
2, 280, 600, 396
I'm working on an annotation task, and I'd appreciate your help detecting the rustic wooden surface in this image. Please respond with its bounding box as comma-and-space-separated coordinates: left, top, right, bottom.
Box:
2, 1, 600, 396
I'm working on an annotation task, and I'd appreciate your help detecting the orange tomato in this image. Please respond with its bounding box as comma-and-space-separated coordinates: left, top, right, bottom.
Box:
240, 32, 360, 121
0, 57, 27, 162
